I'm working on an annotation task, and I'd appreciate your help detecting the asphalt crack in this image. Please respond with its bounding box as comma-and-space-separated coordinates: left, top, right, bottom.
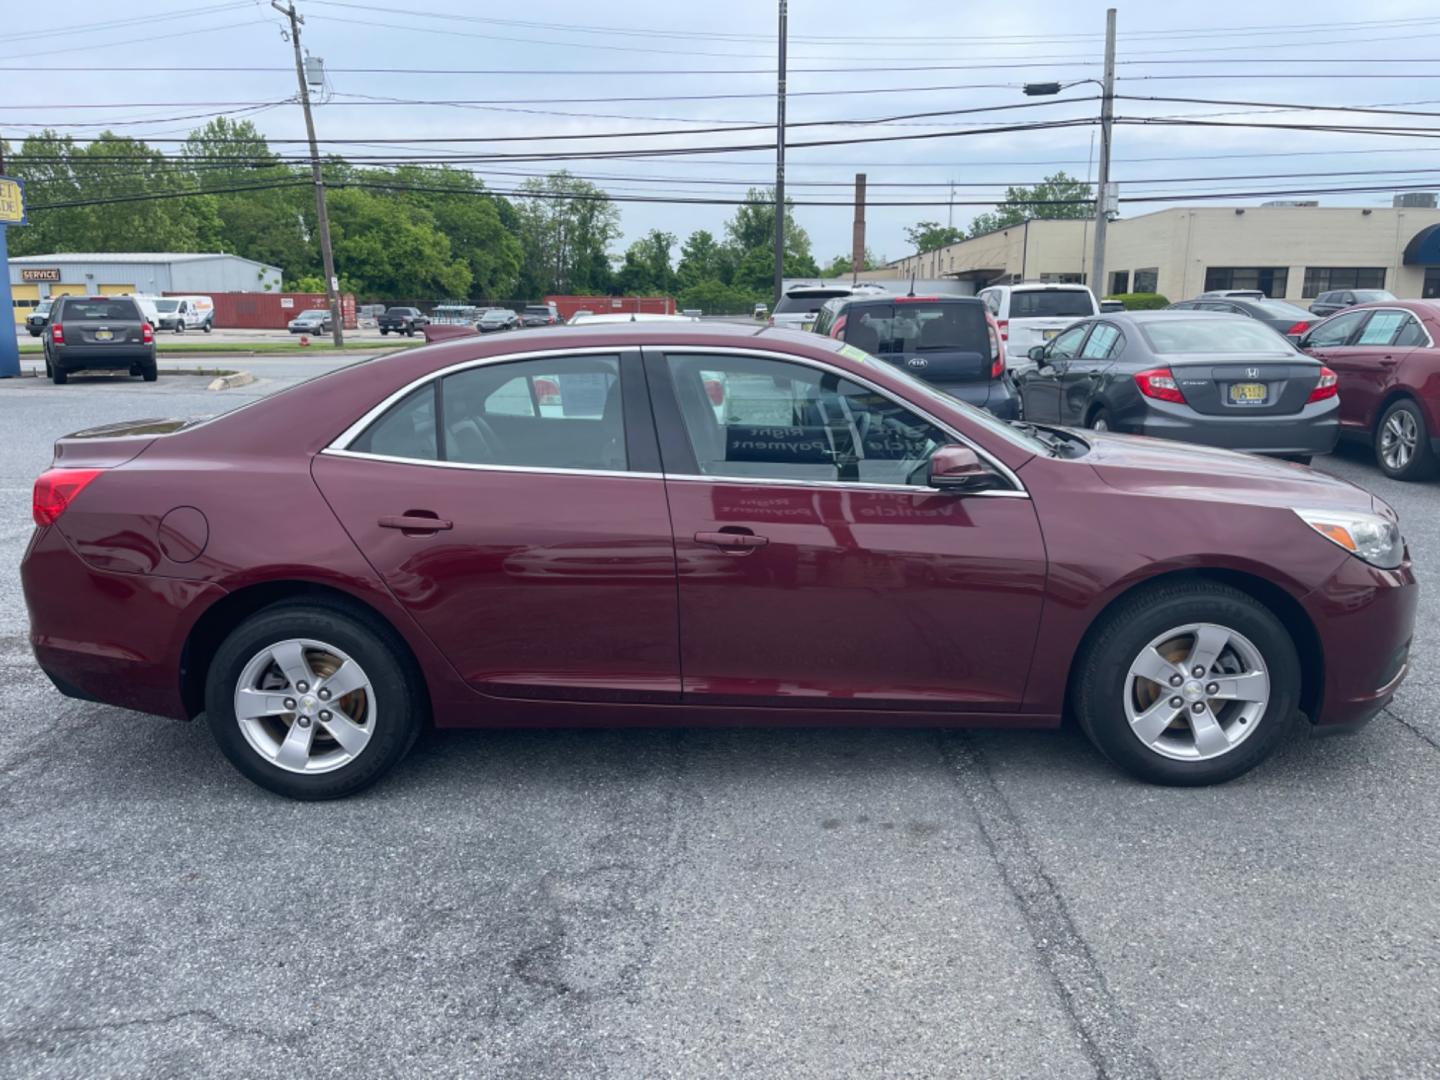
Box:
0, 1008, 301, 1054
1385, 705, 1440, 753
939, 732, 1161, 1080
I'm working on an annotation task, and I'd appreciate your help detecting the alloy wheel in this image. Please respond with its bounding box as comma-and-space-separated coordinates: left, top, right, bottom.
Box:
1380, 410, 1418, 472
1122, 623, 1270, 761
233, 638, 376, 774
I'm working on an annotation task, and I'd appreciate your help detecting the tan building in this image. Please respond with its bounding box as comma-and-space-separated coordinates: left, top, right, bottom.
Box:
863, 206, 1440, 306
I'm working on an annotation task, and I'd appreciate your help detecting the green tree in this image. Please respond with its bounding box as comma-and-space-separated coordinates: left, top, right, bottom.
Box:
514, 171, 621, 296
822, 248, 878, 277
615, 228, 677, 294
676, 229, 734, 288
325, 187, 472, 300
968, 171, 1094, 236
676, 278, 761, 315
722, 188, 818, 294
903, 221, 964, 253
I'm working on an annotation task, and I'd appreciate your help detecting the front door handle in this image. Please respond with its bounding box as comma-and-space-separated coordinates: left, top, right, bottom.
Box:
379, 512, 453, 535
695, 528, 769, 554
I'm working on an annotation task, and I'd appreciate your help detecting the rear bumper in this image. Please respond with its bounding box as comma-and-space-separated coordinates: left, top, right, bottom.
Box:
21, 525, 222, 720
1306, 554, 1418, 728
1130, 398, 1339, 456
931, 378, 1021, 421
52, 345, 155, 368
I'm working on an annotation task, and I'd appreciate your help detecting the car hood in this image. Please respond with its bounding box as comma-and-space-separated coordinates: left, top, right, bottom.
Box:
1078, 430, 1382, 515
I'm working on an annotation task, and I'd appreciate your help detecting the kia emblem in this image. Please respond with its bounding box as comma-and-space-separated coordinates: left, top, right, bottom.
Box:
908, 357, 928, 368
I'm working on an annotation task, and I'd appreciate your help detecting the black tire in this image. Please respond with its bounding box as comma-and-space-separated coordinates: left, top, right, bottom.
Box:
175, 322, 185, 334
203, 322, 212, 334
1087, 406, 1113, 432
405, 326, 415, 337
380, 327, 389, 335
1072, 581, 1300, 786
141, 362, 158, 382
205, 600, 424, 800
50, 359, 67, 385
1374, 398, 1438, 482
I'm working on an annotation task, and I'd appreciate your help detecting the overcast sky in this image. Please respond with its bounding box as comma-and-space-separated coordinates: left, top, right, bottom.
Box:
4, 0, 1440, 265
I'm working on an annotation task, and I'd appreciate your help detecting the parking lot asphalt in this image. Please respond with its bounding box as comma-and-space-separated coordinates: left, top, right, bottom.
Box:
2, 370, 1438, 1079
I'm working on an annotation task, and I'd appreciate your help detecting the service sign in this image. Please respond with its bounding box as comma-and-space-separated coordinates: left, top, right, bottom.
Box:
0, 177, 26, 226
21, 268, 60, 282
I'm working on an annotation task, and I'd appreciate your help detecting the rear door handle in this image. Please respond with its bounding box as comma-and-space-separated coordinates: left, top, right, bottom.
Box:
379, 513, 453, 534
694, 529, 769, 554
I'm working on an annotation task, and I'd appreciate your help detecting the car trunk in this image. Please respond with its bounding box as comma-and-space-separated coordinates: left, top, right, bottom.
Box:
52, 418, 201, 468
65, 319, 147, 346
843, 301, 994, 401
1167, 356, 1321, 416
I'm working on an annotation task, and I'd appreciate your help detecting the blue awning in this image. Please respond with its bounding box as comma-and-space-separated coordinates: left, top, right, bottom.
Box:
1403, 224, 1440, 265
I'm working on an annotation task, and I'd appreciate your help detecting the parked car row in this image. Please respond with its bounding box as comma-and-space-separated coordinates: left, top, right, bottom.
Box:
26, 294, 212, 336
798, 280, 1437, 484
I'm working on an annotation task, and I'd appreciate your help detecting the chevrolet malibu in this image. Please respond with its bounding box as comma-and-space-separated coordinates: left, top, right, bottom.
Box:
21, 324, 1417, 799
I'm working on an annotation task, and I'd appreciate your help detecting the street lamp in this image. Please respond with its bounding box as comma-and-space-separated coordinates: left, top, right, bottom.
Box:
1020, 8, 1117, 297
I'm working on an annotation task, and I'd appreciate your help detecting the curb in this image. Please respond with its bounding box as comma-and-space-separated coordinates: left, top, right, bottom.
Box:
207, 371, 257, 391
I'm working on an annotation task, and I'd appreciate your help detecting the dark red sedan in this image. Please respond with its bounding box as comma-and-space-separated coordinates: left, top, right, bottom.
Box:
1300, 299, 1440, 480
21, 324, 1417, 798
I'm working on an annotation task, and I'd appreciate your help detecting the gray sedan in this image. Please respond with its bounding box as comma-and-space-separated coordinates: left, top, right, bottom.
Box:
1016, 311, 1339, 460
1167, 296, 1319, 344
287, 309, 332, 334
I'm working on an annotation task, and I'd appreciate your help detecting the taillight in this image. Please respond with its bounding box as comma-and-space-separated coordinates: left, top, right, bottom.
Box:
996, 318, 1008, 341
1285, 321, 1310, 337
142, 322, 154, 344
33, 468, 103, 527
1134, 367, 1187, 404
988, 321, 1003, 377
832, 315, 847, 339
51, 323, 64, 344
1308, 366, 1339, 402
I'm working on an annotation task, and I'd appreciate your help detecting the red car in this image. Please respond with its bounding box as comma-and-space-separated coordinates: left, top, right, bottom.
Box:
21, 324, 1417, 799
1299, 299, 1440, 481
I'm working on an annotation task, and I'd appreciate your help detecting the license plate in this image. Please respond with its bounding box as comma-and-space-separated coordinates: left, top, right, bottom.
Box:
1042, 328, 1060, 341
1229, 382, 1267, 404
94, 330, 113, 341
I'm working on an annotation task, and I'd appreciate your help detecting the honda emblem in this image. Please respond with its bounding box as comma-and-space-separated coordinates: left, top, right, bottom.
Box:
1246, 367, 1260, 379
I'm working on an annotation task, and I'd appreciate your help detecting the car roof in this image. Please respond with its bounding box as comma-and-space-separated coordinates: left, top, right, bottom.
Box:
992, 282, 1091, 291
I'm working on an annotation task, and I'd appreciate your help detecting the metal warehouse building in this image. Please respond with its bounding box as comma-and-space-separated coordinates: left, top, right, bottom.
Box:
869, 205, 1440, 305
8, 252, 282, 323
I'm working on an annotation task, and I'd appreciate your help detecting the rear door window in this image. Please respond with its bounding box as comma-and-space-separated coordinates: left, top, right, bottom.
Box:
1009, 290, 1094, 318
55, 299, 141, 320
1394, 315, 1428, 347
1079, 323, 1121, 360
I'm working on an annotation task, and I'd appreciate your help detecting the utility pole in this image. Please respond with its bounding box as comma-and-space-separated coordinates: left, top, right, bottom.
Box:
272, 0, 343, 347
773, 0, 788, 308
1091, 8, 1117, 298
948, 181, 955, 230
0, 130, 20, 379
851, 173, 866, 285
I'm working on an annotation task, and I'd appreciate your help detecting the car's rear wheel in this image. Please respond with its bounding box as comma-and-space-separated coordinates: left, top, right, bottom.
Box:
380, 327, 389, 335
1088, 406, 1112, 432
1375, 399, 1437, 481
205, 602, 423, 799
141, 361, 158, 382
50, 359, 67, 385
1073, 581, 1299, 785
175, 322, 185, 334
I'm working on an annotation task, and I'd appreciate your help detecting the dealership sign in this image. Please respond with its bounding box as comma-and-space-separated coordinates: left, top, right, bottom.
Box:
21, 268, 61, 282
0, 177, 25, 226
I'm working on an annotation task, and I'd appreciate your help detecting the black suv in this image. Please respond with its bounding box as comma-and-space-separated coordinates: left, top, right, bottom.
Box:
44, 295, 157, 385
812, 295, 1018, 419
1310, 288, 1395, 318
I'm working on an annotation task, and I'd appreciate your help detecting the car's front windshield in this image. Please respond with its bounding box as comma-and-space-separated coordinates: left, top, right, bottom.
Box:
301, 310, 328, 318
154, 300, 179, 313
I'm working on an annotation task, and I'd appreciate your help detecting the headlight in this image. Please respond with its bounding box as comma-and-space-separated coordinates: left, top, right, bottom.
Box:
1293, 508, 1404, 569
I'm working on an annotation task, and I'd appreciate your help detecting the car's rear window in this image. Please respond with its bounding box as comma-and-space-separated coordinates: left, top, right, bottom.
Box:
843, 301, 989, 356
1141, 319, 1295, 354
524, 305, 552, 315
1251, 300, 1313, 319
1353, 290, 1393, 302
56, 299, 140, 320
775, 290, 851, 315
1009, 290, 1095, 318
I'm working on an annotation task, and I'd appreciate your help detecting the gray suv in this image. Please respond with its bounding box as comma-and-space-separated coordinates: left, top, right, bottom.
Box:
44, 295, 157, 385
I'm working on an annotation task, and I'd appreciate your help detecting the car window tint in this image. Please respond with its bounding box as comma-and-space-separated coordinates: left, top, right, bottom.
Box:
349, 384, 439, 461
667, 353, 950, 487
1141, 319, 1295, 354
1009, 291, 1094, 318
1049, 325, 1089, 358
1080, 323, 1121, 359
1356, 311, 1409, 347
55, 299, 141, 320
1393, 315, 1428, 348
842, 301, 988, 357
443, 355, 625, 471
1306, 310, 1369, 348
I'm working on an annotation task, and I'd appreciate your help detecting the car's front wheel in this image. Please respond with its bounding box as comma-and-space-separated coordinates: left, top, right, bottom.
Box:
1073, 581, 1300, 786
205, 601, 424, 799
1375, 398, 1437, 481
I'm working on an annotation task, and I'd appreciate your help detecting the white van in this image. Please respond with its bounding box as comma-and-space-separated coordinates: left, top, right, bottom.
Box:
130, 295, 163, 328
978, 283, 1098, 370
161, 295, 215, 333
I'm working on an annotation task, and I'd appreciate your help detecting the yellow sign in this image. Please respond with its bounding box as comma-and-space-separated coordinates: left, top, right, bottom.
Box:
0, 177, 27, 226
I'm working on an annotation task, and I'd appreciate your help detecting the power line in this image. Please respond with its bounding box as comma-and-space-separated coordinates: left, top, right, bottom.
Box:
9, 1, 256, 43
0, 16, 275, 63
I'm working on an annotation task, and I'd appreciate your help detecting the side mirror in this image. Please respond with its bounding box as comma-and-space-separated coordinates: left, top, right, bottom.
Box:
928, 445, 999, 493
1027, 345, 1048, 365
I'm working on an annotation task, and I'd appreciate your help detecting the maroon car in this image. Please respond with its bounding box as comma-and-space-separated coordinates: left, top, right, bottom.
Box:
21, 324, 1417, 798
1300, 300, 1440, 481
